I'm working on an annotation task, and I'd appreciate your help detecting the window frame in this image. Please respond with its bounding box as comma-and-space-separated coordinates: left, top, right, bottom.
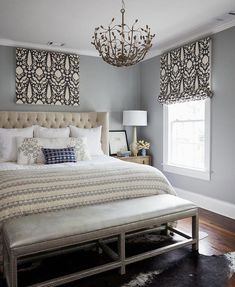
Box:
163, 98, 211, 181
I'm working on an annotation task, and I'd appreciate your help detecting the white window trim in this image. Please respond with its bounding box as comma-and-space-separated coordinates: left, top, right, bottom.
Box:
163, 99, 211, 181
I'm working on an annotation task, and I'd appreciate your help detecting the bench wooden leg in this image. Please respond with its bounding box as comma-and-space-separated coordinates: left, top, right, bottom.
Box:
96, 243, 103, 255
160, 223, 167, 235
9, 254, 17, 287
118, 233, 126, 275
3, 244, 8, 280
192, 212, 199, 252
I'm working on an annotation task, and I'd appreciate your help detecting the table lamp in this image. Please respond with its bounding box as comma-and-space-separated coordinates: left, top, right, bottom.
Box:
123, 110, 147, 156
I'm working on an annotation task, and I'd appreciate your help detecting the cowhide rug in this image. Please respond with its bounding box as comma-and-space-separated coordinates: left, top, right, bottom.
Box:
0, 235, 234, 287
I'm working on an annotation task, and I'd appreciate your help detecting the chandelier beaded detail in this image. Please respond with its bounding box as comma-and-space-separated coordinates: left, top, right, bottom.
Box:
91, 0, 155, 67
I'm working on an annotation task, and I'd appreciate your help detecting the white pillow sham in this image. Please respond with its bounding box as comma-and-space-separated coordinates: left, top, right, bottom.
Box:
34, 125, 70, 138
0, 126, 34, 162
17, 137, 91, 165
70, 126, 103, 156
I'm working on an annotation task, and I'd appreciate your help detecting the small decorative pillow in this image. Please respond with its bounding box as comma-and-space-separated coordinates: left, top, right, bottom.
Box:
70, 125, 103, 156
17, 137, 91, 165
42, 147, 76, 164
34, 126, 70, 138
0, 126, 34, 162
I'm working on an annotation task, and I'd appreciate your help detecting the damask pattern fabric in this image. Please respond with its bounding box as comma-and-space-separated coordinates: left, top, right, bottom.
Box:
0, 161, 176, 223
42, 147, 76, 164
17, 137, 90, 165
15, 48, 80, 106
158, 37, 213, 104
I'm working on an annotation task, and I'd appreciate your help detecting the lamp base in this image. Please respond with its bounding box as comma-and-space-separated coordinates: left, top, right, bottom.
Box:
130, 142, 138, 157
130, 126, 138, 157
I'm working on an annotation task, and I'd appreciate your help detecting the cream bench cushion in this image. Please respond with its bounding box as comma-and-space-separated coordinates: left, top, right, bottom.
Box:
3, 194, 198, 287
4, 194, 196, 249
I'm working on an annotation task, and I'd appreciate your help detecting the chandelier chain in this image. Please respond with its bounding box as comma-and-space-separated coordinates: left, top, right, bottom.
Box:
122, 0, 125, 11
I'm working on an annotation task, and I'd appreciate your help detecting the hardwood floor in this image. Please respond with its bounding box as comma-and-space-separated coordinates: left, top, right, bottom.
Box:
177, 208, 235, 286
177, 208, 235, 255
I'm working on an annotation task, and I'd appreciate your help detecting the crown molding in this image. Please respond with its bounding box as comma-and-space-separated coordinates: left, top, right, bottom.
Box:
0, 18, 234, 62
0, 38, 99, 57
144, 18, 235, 61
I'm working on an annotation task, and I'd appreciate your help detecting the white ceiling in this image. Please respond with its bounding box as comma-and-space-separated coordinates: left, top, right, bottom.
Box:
0, 0, 235, 60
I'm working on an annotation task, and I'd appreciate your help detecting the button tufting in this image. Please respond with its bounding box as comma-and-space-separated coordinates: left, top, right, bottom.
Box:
1, 111, 108, 154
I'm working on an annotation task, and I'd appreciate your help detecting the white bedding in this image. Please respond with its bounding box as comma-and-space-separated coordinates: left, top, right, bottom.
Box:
0, 155, 119, 171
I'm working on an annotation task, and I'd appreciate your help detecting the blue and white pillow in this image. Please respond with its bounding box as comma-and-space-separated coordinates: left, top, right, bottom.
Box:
42, 147, 76, 164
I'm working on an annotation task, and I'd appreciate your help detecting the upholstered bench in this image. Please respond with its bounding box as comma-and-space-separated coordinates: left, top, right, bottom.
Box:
3, 194, 198, 287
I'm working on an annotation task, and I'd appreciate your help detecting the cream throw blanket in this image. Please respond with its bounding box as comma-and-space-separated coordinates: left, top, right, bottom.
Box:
0, 161, 176, 223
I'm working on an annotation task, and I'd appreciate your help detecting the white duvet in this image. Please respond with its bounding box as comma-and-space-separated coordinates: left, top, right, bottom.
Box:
0, 155, 119, 170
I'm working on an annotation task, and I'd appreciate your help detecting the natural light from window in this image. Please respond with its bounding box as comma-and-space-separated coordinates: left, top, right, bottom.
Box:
168, 100, 205, 169
163, 99, 210, 180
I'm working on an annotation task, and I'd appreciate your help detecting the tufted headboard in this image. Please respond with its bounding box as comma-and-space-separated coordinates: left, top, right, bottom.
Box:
0, 111, 109, 155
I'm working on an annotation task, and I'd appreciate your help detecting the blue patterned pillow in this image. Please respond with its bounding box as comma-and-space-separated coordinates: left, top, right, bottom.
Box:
42, 147, 76, 164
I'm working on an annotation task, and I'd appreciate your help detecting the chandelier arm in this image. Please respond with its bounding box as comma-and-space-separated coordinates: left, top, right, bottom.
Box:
93, 38, 100, 50
137, 50, 148, 63
108, 27, 116, 58
133, 27, 143, 33
127, 27, 134, 59
109, 24, 122, 31
120, 26, 142, 47
121, 23, 133, 31
109, 27, 123, 33
108, 27, 131, 46
100, 27, 109, 32
121, 9, 125, 57
112, 38, 118, 62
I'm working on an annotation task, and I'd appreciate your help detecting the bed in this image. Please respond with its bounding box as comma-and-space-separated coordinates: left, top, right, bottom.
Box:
0, 111, 177, 270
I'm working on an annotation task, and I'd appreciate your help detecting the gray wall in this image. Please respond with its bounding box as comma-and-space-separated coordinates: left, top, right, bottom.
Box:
140, 26, 235, 204
0, 46, 140, 130
1, 27, 235, 205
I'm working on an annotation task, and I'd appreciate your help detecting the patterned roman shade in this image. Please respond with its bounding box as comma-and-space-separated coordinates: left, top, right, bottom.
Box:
158, 37, 213, 104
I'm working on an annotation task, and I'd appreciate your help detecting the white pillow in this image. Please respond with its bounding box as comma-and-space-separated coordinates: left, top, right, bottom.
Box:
17, 137, 91, 165
0, 126, 34, 162
34, 126, 70, 138
70, 126, 103, 156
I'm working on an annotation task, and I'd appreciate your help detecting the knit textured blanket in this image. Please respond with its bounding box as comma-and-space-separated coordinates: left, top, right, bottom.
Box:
0, 162, 176, 223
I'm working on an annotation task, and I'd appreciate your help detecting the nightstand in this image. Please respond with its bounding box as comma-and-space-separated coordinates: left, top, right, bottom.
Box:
114, 155, 152, 166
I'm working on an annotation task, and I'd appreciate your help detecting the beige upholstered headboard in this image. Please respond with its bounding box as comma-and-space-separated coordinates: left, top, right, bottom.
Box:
0, 111, 109, 155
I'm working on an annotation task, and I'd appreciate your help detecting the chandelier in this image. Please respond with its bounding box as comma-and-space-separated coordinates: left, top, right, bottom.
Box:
91, 0, 155, 67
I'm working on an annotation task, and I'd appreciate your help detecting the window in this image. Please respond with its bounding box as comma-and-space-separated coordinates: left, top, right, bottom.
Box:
163, 99, 210, 180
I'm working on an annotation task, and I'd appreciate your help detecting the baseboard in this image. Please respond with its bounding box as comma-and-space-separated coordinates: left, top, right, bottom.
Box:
174, 187, 235, 220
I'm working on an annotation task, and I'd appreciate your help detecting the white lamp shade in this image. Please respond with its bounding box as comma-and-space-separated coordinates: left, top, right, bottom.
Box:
123, 110, 147, 126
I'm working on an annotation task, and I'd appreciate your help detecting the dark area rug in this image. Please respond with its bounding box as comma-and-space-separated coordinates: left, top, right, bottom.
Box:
0, 235, 234, 287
